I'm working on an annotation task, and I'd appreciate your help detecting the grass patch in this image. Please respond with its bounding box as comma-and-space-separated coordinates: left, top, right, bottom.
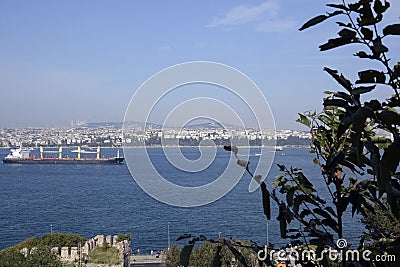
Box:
88, 246, 121, 265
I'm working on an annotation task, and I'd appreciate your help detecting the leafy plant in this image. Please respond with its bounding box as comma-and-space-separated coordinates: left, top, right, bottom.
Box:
164, 245, 181, 267
0, 246, 63, 267
13, 233, 87, 250
361, 197, 400, 264
295, 0, 400, 254
272, 0, 399, 264
116, 232, 131, 242
165, 235, 258, 267
362, 198, 400, 241
177, 0, 399, 266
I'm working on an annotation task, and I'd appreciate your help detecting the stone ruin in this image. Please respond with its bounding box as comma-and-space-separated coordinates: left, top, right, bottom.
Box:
20, 234, 130, 267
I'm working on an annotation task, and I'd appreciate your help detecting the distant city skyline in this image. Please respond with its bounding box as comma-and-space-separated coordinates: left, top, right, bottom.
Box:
0, 122, 311, 148
1, 1, 399, 130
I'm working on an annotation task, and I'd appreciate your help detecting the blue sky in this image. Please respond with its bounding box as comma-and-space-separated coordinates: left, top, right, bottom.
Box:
0, 0, 399, 129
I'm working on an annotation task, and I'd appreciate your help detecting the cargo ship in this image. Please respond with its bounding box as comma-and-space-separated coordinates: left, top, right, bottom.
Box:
2, 146, 124, 164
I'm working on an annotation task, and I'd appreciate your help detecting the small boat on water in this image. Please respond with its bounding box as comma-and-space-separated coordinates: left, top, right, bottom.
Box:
2, 146, 124, 164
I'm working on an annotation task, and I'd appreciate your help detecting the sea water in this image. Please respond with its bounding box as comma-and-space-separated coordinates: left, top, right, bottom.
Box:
0, 147, 363, 253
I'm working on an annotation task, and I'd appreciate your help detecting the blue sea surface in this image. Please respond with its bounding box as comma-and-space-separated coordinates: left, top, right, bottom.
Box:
0, 147, 363, 253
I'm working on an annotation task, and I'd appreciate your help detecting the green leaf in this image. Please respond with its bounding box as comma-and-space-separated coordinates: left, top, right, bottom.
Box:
294, 195, 319, 211
286, 186, 296, 207
373, 37, 389, 54
179, 244, 194, 267
326, 206, 337, 217
175, 234, 192, 242
374, 0, 390, 14
394, 62, 400, 78
327, 10, 345, 17
323, 99, 349, 108
337, 114, 353, 138
351, 85, 376, 95
338, 28, 357, 39
300, 209, 312, 217
299, 11, 344, 31
352, 107, 373, 133
378, 142, 400, 195
277, 164, 285, 171
334, 91, 353, 102
377, 110, 400, 126
297, 172, 314, 189
338, 197, 350, 213
318, 114, 333, 126
361, 27, 374, 40
368, 136, 391, 143
297, 113, 311, 127
354, 51, 376, 59
261, 183, 271, 220
314, 208, 335, 221
356, 70, 386, 84
348, 2, 361, 12
319, 28, 358, 51
383, 24, 400, 36
357, 3, 376, 26
298, 184, 316, 195
366, 142, 380, 175
323, 67, 353, 92
365, 99, 381, 110
337, 22, 352, 27
279, 215, 287, 238
325, 150, 345, 172
299, 15, 328, 31
319, 36, 358, 51
321, 218, 339, 232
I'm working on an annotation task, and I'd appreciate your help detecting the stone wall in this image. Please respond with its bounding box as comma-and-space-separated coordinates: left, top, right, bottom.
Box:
20, 234, 130, 267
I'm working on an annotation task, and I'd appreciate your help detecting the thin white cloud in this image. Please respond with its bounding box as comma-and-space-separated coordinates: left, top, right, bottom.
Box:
207, 1, 296, 32
255, 19, 297, 33
208, 1, 278, 27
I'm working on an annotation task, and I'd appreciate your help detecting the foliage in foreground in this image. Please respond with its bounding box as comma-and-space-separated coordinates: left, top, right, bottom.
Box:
0, 246, 63, 267
116, 232, 131, 242
361, 198, 400, 260
13, 232, 87, 250
175, 0, 400, 266
0, 233, 87, 267
165, 239, 257, 267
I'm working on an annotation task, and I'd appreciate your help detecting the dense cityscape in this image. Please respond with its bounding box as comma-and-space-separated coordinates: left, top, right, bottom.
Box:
0, 122, 312, 148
